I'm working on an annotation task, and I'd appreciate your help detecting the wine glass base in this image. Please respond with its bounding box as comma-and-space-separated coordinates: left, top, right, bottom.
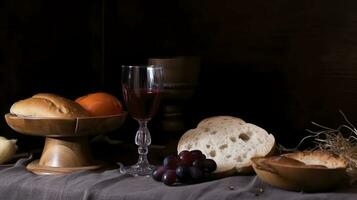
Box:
120, 163, 155, 176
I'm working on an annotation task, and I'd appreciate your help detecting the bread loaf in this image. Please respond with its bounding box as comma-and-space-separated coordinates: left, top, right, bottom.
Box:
10, 93, 90, 118
177, 116, 275, 173
283, 151, 348, 169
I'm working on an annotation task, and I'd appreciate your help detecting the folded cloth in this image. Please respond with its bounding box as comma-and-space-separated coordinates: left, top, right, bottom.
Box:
14, 154, 34, 167
0, 157, 354, 200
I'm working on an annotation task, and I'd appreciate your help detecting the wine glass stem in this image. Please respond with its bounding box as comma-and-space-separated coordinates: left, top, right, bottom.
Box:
135, 120, 151, 165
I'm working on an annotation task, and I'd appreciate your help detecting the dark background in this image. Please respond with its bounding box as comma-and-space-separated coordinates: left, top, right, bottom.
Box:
1, 0, 357, 152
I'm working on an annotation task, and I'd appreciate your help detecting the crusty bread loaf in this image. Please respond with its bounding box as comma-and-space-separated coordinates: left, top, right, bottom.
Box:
177, 116, 275, 173
283, 151, 348, 169
10, 93, 90, 118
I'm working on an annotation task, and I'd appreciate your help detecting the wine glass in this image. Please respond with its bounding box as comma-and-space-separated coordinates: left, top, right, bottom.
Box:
120, 65, 163, 176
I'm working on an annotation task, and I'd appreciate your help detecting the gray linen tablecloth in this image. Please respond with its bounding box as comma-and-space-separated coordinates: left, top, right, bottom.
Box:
0, 157, 355, 200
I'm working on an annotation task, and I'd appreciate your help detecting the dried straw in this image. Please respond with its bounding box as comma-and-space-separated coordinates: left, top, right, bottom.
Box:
278, 110, 357, 176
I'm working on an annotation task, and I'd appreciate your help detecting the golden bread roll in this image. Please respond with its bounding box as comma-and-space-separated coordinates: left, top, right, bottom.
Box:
10, 93, 90, 118
283, 150, 348, 169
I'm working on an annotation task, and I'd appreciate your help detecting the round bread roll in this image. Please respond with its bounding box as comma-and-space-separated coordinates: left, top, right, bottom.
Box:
10, 93, 90, 118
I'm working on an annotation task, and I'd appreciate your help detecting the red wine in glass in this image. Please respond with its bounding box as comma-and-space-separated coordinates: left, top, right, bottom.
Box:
123, 87, 160, 120
120, 65, 163, 176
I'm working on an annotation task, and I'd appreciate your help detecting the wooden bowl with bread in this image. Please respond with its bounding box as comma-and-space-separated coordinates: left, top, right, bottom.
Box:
5, 93, 127, 175
5, 114, 126, 137
251, 151, 348, 192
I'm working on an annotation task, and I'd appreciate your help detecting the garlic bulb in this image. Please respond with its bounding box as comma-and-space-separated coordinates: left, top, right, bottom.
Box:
0, 137, 17, 164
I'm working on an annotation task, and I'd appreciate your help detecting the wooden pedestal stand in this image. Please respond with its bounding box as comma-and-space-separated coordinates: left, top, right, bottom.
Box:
5, 113, 126, 175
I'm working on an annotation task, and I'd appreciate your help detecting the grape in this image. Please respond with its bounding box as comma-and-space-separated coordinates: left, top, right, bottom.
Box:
163, 155, 179, 169
162, 170, 177, 186
176, 165, 191, 183
179, 151, 194, 166
192, 159, 205, 170
190, 150, 205, 160
203, 171, 211, 180
178, 150, 190, 157
155, 151, 217, 185
203, 159, 217, 173
201, 154, 207, 160
189, 166, 204, 182
152, 166, 166, 182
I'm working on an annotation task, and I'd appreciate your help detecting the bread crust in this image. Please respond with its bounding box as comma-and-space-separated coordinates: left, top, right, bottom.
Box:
10, 93, 90, 118
197, 116, 245, 128
283, 151, 348, 169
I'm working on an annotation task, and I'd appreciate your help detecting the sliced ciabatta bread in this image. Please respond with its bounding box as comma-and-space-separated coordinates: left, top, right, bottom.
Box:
177, 116, 275, 174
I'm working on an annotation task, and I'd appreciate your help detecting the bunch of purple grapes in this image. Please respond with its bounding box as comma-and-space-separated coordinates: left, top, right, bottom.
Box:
152, 150, 217, 186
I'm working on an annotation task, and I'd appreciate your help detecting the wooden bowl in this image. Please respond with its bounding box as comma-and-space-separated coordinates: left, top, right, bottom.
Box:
4, 112, 127, 175
4, 112, 127, 137
251, 151, 348, 192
